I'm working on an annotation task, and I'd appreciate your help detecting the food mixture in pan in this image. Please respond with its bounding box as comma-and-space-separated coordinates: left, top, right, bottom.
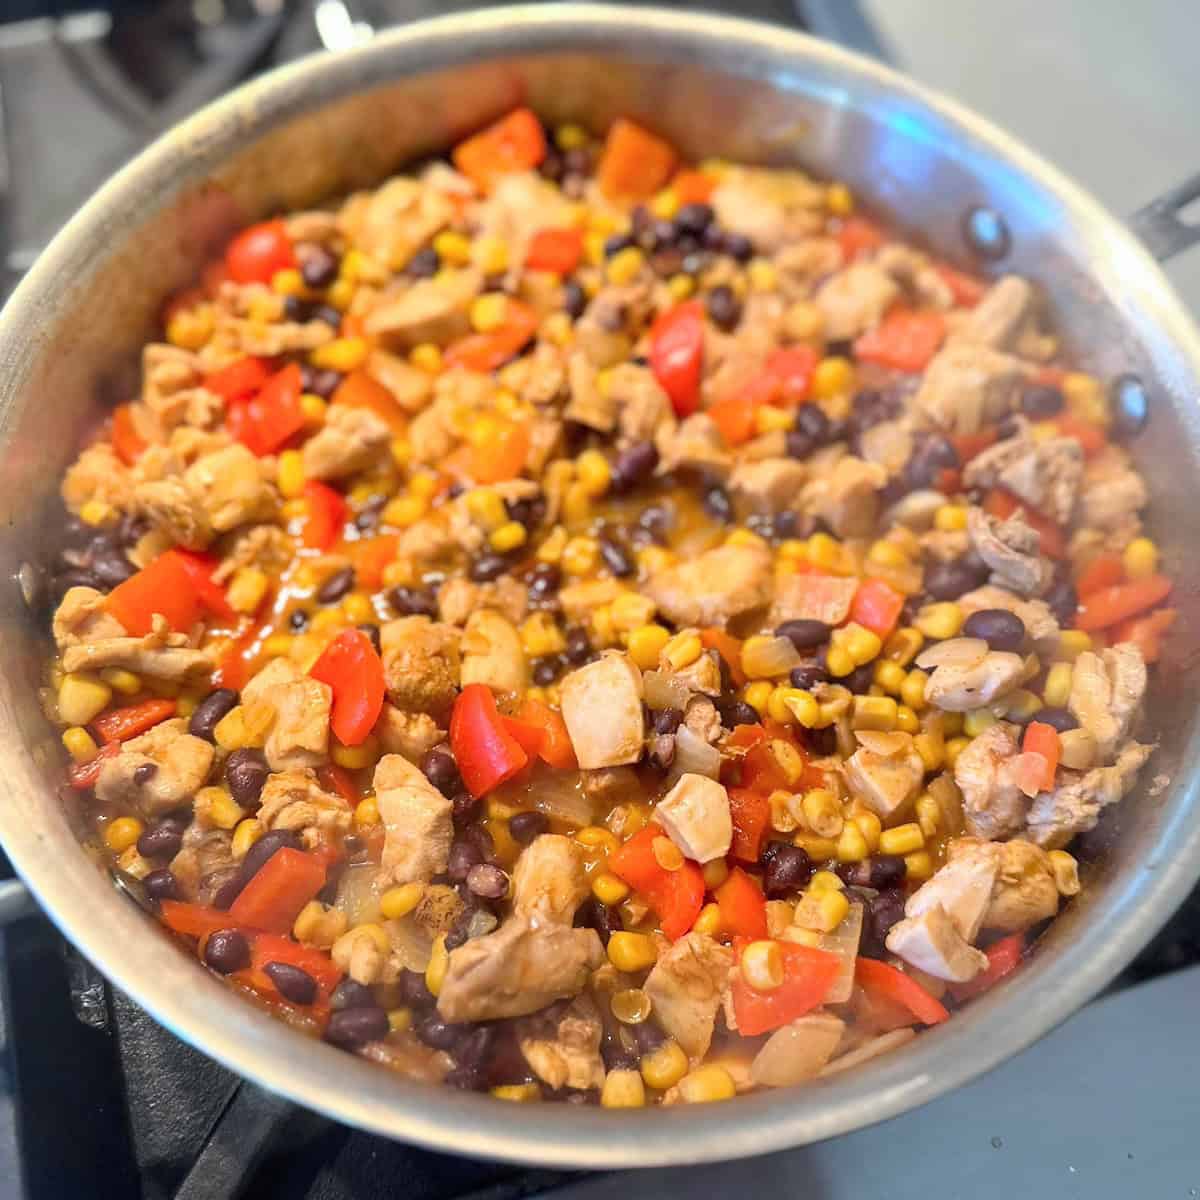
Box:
46, 109, 1173, 1105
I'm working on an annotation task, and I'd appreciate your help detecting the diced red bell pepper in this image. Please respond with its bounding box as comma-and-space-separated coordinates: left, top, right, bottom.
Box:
318, 763, 362, 805
948, 933, 1025, 1002
731, 938, 840, 1035
246, 933, 343, 1003
727, 787, 771, 863
707, 392, 760, 447
1074, 574, 1173, 632
444, 300, 538, 374
111, 405, 147, 466
765, 346, 820, 405
225, 219, 296, 284
700, 628, 746, 687
203, 356, 272, 403
91, 698, 177, 744
161, 900, 251, 941
1075, 553, 1125, 598
230, 362, 306, 456
105, 549, 231, 635
1022, 722, 1060, 792
836, 217, 884, 261
949, 428, 998, 465
310, 629, 385, 747
597, 118, 678, 201
174, 549, 238, 621
470, 418, 530, 484
350, 535, 399, 591
1109, 606, 1176, 664
714, 867, 768, 939
228, 847, 326, 934
525, 228, 584, 275
848, 578, 905, 640
935, 263, 987, 308
502, 715, 546, 760
67, 740, 120, 790
855, 956, 950, 1025
983, 488, 1066, 559
450, 683, 530, 797
513, 698, 577, 769
608, 826, 705, 941
853, 307, 946, 373
301, 480, 347, 551
672, 168, 716, 205
649, 301, 705, 417
331, 370, 406, 432
452, 108, 547, 192
1055, 414, 1107, 457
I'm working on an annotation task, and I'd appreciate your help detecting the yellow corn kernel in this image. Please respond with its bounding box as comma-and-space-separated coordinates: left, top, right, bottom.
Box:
561, 536, 599, 576
79, 499, 114, 527
310, 337, 368, 373
900, 669, 929, 712
853, 809, 883, 853
382, 1007, 412, 1035
808, 534, 846, 576
487, 520, 526, 554
492, 1081, 542, 1103
469, 292, 509, 334
915, 792, 941, 840
825, 646, 856, 678
1049, 631, 1090, 664
175, 693, 200, 720
300, 393, 328, 426
577, 825, 620, 854
794, 887, 850, 933
914, 602, 965, 641
1048, 849, 1081, 896
676, 1063, 737, 1105
692, 901, 723, 938
281, 497, 308, 522
738, 679, 773, 718
747, 258, 778, 292
474, 234, 509, 275
583, 230, 606, 267
407, 343, 443, 375
740, 939, 784, 991
104, 817, 144, 854
226, 566, 269, 616
606, 246, 646, 287
872, 659, 906, 695
842, 623, 883, 666
380, 882, 425, 920
95, 668, 141, 699
592, 871, 630, 906
808, 871, 844, 896
738, 635, 789, 680
624, 623, 670, 671
231, 817, 264, 860
812, 355, 855, 400
576, 448, 612, 497
608, 593, 653, 634
661, 630, 702, 671
271, 266, 306, 297
342, 592, 374, 624
432, 230, 471, 266
1043, 662, 1074, 708
212, 706, 248, 751
58, 673, 113, 727
382, 493, 428, 528
852, 695, 898, 732
754, 404, 795, 435
649, 187, 680, 219
964, 708, 998, 737
554, 121, 589, 151
1062, 371, 1110, 426
941, 712, 964, 736
264, 633, 297, 659
794, 833, 839, 861
601, 1068, 647, 1108
895, 704, 920, 735
332, 735, 379, 771
944, 735, 970, 768
934, 504, 969, 533
904, 850, 934, 881
542, 311, 574, 348
62, 726, 99, 763
1004, 689, 1043, 724
1122, 536, 1158, 579
425, 933, 449, 997
663, 273, 694, 303
518, 612, 565, 659
879, 822, 924, 856
353, 794, 381, 829
608, 932, 659, 974
325, 276, 355, 311
165, 305, 214, 350
640, 1040, 689, 1090
835, 821, 869, 863
463, 487, 505, 532
201, 786, 244, 831
802, 788, 844, 839
276, 448, 307, 499
867, 540, 909, 570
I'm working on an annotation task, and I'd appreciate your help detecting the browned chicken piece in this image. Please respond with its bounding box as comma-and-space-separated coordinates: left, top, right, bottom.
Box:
472, 171, 576, 272
1067, 645, 1147, 764
775, 237, 843, 300
815, 262, 901, 342
516, 995, 606, 1091
61, 443, 133, 516
958, 584, 1060, 644
373, 754, 454, 885
750, 1015, 846, 1088
885, 905, 988, 983
644, 542, 771, 627
655, 413, 734, 480
373, 705, 443, 763
876, 243, 955, 308
709, 167, 824, 251
1078, 446, 1149, 533
917, 638, 1026, 712
256, 768, 352, 846
683, 694, 723, 743
242, 658, 333, 771
380, 616, 461, 716
460, 609, 526, 695
768, 572, 859, 628
436, 916, 604, 1022
966, 505, 1054, 597
555, 578, 626, 624
95, 718, 215, 815
168, 823, 237, 905
953, 721, 1034, 840
560, 652, 645, 770
511, 834, 590, 925
364, 270, 481, 348
140, 344, 221, 433
398, 515, 456, 563
643, 932, 734, 1060
728, 458, 807, 514
500, 341, 567, 407
53, 585, 130, 648
564, 351, 616, 432
912, 343, 1026, 436
212, 525, 291, 582
301, 405, 391, 481
653, 773, 732, 863
1026, 740, 1153, 850
437, 576, 528, 626
857, 417, 916, 477
844, 731, 925, 821
575, 282, 653, 368
904, 843, 999, 942
951, 276, 1054, 360
340, 174, 458, 271
962, 427, 1084, 527
59, 601, 212, 682
606, 363, 673, 445
800, 455, 887, 538
367, 349, 433, 413
947, 837, 1061, 933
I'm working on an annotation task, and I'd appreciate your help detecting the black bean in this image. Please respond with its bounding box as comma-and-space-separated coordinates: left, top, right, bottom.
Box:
509, 810, 549, 845
776, 619, 832, 651
326, 1006, 390, 1047
1045, 578, 1078, 627
396, 969, 437, 1010
507, 495, 547, 533
188, 688, 239, 742
469, 554, 511, 583
574, 896, 622, 945
264, 961, 318, 1005
905, 435, 960, 489
238, 828, 302, 883
137, 818, 185, 860
675, 202, 715, 235
309, 304, 344, 330
611, 441, 659, 494
924, 557, 990, 601
630, 1020, 667, 1052
466, 863, 509, 900
89, 542, 136, 588
798, 723, 838, 757
452, 790, 482, 826
564, 626, 592, 664
531, 656, 563, 686
705, 284, 742, 332
790, 401, 829, 447
211, 875, 246, 912
650, 247, 685, 277
463, 823, 496, 865
447, 839, 482, 883
357, 622, 382, 655
328, 978, 374, 1012
866, 887, 906, 950
702, 486, 733, 523
719, 699, 760, 730
604, 233, 635, 258
300, 245, 339, 289
289, 609, 310, 631
406, 245, 440, 278
421, 747, 462, 797
414, 1015, 467, 1051
354, 495, 387, 533
962, 607, 1026, 652
601, 1029, 640, 1072
837, 854, 907, 890
540, 148, 565, 182
723, 232, 753, 262
132, 763, 159, 788
307, 368, 342, 399
225, 748, 270, 809
637, 504, 672, 544
789, 664, 829, 691
844, 662, 877, 694
1037, 706, 1079, 733
652, 707, 683, 735
786, 429, 815, 460
1021, 384, 1064, 418
850, 388, 898, 434
204, 929, 250, 974
761, 841, 812, 899
317, 566, 355, 604
527, 561, 562, 602
562, 278, 587, 319
598, 531, 635, 578
142, 870, 178, 904
456, 1025, 496, 1073
388, 585, 437, 618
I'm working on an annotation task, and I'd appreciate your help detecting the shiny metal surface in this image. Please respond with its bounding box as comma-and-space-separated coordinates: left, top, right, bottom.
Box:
1, 4, 1200, 1168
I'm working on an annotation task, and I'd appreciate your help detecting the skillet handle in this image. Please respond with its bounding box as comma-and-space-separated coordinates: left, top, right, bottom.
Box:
1129, 173, 1200, 263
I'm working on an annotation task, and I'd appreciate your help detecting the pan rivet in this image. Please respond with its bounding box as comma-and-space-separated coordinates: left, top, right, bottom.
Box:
16, 561, 42, 609
963, 206, 1011, 259
1111, 374, 1149, 439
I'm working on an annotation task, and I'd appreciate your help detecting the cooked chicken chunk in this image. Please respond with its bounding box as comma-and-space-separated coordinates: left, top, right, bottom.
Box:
966, 506, 1053, 597
1078, 447, 1148, 533
728, 458, 807, 515
844, 732, 925, 821
340, 174, 457, 271
800, 455, 887, 539
917, 638, 1026, 712
815, 262, 900, 342
242, 658, 332, 771
459, 609, 526, 695
912, 343, 1026, 436
953, 722, 1033, 840
768, 572, 859, 628
168, 823, 236, 905
437, 575, 528, 627
655, 413, 733, 479
885, 905, 988, 983
256, 768, 353, 846
607, 363, 673, 444
516, 995, 606, 1092
301, 405, 391, 480
560, 652, 645, 770
364, 270, 480, 348
511, 834, 589, 925
95, 718, 214, 815
652, 774, 732, 864
948, 837, 1060, 933
373, 704, 444, 763
962, 430, 1083, 527
642, 932, 734, 1060
436, 916, 604, 1023
373, 754, 453, 885
644, 542, 771, 627
380, 616, 461, 716
564, 351, 616, 432
1067, 645, 1147, 764
61, 443, 133, 516
952, 276, 1053, 359
904, 845, 998, 943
